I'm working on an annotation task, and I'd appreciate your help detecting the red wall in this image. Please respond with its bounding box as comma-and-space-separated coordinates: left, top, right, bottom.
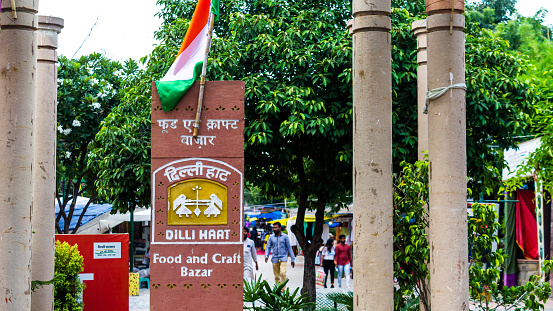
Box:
56, 234, 129, 311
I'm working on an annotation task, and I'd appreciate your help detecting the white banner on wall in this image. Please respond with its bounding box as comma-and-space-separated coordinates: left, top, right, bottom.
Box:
93, 242, 122, 259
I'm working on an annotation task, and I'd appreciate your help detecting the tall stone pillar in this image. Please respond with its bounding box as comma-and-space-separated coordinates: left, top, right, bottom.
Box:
348, 0, 393, 309
412, 20, 431, 311
0, 0, 39, 309
426, 0, 468, 310
412, 20, 429, 160
32, 15, 64, 311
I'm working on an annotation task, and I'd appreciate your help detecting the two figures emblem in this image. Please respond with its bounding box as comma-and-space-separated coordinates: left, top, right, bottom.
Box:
172, 185, 223, 218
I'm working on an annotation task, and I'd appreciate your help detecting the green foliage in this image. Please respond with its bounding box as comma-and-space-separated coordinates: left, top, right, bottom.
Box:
468, 0, 517, 24
465, 21, 538, 196
208, 0, 354, 204
466, 7, 496, 29
468, 203, 552, 311
243, 276, 315, 310
88, 73, 152, 213
54, 241, 85, 311
495, 9, 553, 73
393, 160, 430, 311
56, 53, 130, 232
31, 274, 66, 293
323, 291, 353, 311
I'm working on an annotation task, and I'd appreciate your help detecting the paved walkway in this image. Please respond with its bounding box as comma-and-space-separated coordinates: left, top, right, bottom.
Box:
130, 256, 553, 310
130, 255, 352, 310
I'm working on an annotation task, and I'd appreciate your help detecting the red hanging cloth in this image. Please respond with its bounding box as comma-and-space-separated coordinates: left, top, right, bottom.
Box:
516, 189, 539, 259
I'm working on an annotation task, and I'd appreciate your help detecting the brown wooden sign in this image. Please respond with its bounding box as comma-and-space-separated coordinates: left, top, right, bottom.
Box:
150, 81, 244, 310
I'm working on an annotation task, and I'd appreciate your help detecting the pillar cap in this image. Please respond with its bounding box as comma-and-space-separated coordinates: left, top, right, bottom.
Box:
411, 19, 427, 35
426, 0, 464, 15
352, 0, 390, 16
38, 16, 64, 33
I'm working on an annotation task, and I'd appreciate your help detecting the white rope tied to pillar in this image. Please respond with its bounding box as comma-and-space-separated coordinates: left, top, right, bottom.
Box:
423, 83, 466, 114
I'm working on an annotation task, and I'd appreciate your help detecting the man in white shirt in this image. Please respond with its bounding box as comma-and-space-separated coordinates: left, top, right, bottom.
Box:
243, 227, 258, 280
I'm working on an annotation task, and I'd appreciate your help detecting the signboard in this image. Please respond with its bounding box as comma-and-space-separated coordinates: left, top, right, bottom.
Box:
93, 242, 122, 259
56, 234, 129, 310
151, 81, 244, 310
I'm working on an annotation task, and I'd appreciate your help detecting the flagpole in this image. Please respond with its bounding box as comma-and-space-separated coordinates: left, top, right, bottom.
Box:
192, 12, 215, 138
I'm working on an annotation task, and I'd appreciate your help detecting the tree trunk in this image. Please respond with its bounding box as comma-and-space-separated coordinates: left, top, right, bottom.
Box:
290, 192, 326, 310
301, 249, 318, 309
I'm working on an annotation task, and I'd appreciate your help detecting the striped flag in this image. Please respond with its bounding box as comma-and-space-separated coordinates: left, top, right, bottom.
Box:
156, 0, 219, 111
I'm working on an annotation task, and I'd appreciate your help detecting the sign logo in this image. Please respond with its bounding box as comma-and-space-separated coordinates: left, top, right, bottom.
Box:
168, 179, 228, 225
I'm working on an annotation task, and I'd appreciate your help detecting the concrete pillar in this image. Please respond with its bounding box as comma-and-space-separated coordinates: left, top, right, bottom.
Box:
32, 15, 63, 311
412, 20, 431, 311
0, 0, 39, 309
412, 20, 429, 161
426, 0, 468, 309
348, 0, 393, 309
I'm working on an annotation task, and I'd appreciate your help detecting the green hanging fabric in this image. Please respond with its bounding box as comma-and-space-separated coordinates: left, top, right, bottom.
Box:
504, 191, 518, 286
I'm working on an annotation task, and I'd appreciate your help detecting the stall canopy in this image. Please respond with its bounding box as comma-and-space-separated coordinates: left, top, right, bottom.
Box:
249, 211, 284, 227
55, 197, 112, 231
99, 208, 151, 232
267, 215, 340, 226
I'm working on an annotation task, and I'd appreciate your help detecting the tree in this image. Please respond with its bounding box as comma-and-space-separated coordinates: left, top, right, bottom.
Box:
88, 60, 151, 214
56, 53, 128, 233
506, 69, 553, 194
468, 0, 517, 24
464, 21, 539, 197
393, 160, 430, 310
496, 9, 553, 73
209, 0, 354, 305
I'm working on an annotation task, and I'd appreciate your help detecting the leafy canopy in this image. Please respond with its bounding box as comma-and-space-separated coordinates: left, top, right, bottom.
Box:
56, 53, 129, 233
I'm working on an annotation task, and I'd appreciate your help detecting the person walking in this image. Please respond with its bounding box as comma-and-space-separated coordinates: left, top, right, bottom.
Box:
264, 222, 295, 285
250, 226, 259, 248
335, 234, 352, 288
320, 238, 336, 288
243, 227, 258, 281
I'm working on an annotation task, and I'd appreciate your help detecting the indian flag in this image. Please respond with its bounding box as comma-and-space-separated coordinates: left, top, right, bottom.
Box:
156, 0, 219, 111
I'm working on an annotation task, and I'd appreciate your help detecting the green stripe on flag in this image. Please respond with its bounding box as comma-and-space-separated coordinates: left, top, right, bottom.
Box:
211, 0, 220, 20
155, 61, 203, 111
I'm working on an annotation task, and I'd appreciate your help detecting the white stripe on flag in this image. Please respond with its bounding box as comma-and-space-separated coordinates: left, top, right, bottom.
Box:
162, 24, 209, 82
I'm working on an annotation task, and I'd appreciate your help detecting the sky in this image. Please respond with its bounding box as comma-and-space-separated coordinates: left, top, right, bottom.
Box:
38, 0, 162, 62
515, 0, 553, 25
38, 0, 552, 63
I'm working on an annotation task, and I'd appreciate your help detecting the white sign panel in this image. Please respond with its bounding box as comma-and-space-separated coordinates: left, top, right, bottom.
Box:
502, 137, 541, 181
93, 242, 122, 259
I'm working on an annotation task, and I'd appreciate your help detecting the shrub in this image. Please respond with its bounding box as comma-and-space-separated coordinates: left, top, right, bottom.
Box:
54, 241, 85, 311
243, 275, 314, 310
